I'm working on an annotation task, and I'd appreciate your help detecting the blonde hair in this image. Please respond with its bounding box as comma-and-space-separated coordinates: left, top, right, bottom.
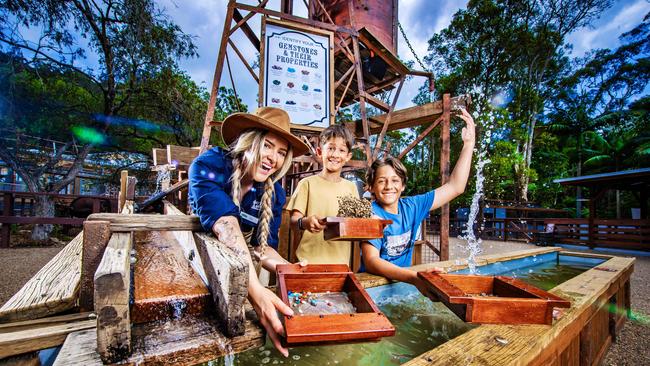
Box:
229, 129, 293, 253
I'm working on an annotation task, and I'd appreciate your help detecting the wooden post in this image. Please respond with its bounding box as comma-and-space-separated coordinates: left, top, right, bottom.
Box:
200, 1, 236, 153
79, 220, 112, 312
351, 36, 373, 167
118, 170, 128, 213
439, 94, 451, 261
193, 232, 249, 337
95, 232, 132, 363
1, 192, 13, 248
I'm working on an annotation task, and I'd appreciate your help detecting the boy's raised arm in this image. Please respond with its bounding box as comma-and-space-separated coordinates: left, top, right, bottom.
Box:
431, 108, 476, 211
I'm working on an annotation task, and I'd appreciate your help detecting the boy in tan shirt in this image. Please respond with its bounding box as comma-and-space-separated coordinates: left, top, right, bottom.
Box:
287, 125, 359, 264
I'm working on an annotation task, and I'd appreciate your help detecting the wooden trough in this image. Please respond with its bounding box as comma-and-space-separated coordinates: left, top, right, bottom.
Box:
417, 273, 571, 325
323, 217, 392, 241
277, 264, 395, 345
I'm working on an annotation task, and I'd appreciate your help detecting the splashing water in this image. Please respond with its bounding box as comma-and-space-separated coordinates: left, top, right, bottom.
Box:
459, 105, 497, 274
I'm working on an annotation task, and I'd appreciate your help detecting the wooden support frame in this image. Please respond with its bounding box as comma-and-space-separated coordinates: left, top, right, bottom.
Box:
94, 232, 132, 363
193, 232, 249, 337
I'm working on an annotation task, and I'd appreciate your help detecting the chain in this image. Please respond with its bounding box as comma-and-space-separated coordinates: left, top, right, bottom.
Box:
398, 21, 428, 72
398, 21, 433, 101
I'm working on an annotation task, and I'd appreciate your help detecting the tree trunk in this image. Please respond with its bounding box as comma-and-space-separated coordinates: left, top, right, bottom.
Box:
31, 195, 55, 241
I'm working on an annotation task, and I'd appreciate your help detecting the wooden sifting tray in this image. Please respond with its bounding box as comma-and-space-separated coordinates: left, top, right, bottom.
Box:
277, 264, 395, 345
323, 217, 392, 241
417, 272, 571, 325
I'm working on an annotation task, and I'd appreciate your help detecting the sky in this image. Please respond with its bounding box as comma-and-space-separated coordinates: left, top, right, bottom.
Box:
157, 0, 650, 113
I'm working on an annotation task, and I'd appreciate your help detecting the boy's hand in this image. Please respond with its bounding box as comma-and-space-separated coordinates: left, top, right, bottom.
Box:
457, 108, 476, 146
304, 215, 326, 233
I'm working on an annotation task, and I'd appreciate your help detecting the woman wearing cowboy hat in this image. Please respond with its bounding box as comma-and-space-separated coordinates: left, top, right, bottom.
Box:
188, 107, 309, 357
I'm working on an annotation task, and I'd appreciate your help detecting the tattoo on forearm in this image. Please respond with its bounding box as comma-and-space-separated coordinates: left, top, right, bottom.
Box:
213, 218, 246, 256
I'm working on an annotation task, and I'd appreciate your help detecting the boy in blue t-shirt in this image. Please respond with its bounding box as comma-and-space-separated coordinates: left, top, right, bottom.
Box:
361, 108, 475, 296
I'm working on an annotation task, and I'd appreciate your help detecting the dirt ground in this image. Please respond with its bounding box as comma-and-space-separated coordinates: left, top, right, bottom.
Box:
1, 236, 647, 365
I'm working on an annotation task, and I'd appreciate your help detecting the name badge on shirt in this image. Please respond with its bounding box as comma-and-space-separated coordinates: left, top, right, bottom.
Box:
240, 211, 259, 225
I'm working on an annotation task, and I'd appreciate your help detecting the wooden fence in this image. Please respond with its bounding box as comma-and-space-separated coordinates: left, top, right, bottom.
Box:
0, 191, 118, 248
450, 216, 650, 252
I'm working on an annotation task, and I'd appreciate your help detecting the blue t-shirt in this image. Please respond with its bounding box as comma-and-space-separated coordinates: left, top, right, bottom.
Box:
363, 190, 435, 269
188, 147, 285, 249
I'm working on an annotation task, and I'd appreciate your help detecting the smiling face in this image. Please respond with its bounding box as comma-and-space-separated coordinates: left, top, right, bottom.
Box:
371, 165, 406, 212
317, 137, 352, 173
252, 132, 289, 182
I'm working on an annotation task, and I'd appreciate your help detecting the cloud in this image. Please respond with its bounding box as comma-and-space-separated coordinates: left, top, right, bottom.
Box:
567, 0, 650, 57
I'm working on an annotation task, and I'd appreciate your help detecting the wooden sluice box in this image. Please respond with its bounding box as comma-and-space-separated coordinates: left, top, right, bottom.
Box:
418, 272, 571, 325
277, 264, 395, 345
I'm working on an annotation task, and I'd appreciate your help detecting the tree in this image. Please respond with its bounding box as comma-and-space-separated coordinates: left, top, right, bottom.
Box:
421, 0, 612, 202
0, 0, 196, 240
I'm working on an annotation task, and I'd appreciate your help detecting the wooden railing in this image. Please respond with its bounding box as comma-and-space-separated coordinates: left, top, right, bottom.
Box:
0, 191, 118, 247
550, 218, 650, 251
450, 216, 650, 251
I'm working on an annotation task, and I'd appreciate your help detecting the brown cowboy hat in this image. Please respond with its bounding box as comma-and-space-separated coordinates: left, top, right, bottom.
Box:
221, 107, 310, 157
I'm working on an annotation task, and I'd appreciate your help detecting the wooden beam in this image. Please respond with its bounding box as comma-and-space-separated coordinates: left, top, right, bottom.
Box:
398, 115, 444, 160
87, 213, 202, 232
152, 148, 168, 166
352, 36, 373, 166
163, 201, 208, 284
232, 8, 261, 50
373, 76, 405, 159
193, 232, 249, 337
167, 145, 201, 167
0, 319, 96, 359
200, 1, 236, 153
94, 232, 132, 363
0, 232, 83, 322
0, 312, 95, 333
235, 3, 358, 36
53, 329, 103, 366
361, 91, 390, 112
79, 220, 111, 312
228, 39, 259, 83
349, 96, 470, 136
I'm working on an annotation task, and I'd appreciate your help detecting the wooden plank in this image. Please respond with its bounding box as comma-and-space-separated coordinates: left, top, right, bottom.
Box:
0, 312, 95, 333
53, 329, 103, 366
347, 96, 469, 136
0, 232, 83, 322
163, 201, 208, 284
52, 315, 264, 366
193, 232, 249, 337
87, 213, 202, 232
94, 232, 132, 363
152, 148, 168, 166
167, 145, 201, 167
361, 91, 390, 112
0, 319, 96, 359
79, 220, 111, 312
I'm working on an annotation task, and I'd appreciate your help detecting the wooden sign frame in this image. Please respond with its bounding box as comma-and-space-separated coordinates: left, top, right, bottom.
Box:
260, 17, 335, 131
418, 272, 571, 325
277, 264, 395, 345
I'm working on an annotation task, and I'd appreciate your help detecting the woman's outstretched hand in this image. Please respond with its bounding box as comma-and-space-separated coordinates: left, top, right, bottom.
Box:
248, 281, 293, 357
457, 108, 476, 146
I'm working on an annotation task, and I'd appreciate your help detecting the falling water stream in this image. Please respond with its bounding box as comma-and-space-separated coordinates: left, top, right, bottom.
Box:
458, 89, 512, 273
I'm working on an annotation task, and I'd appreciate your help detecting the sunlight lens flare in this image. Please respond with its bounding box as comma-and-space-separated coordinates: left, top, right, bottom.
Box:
489, 89, 514, 109
71, 126, 106, 144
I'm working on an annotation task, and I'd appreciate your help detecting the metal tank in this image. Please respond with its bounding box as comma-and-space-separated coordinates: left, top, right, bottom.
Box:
314, 0, 398, 54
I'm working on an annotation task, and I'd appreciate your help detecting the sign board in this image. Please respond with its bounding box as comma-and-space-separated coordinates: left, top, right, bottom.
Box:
260, 18, 333, 130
